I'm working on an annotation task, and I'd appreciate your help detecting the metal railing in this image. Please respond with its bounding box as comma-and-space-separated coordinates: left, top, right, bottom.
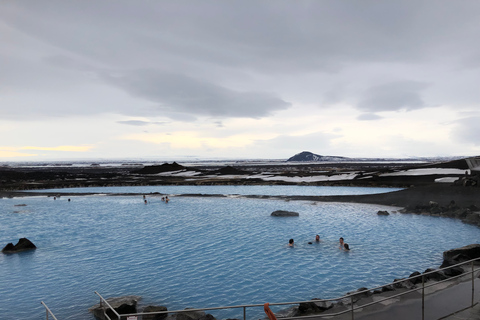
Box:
46, 257, 480, 320
93, 291, 122, 320
41, 301, 59, 320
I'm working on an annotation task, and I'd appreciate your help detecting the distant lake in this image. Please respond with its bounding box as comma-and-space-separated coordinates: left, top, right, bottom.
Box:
2, 185, 478, 320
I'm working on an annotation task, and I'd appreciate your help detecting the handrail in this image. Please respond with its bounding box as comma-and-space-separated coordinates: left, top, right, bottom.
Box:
281, 257, 480, 320
41, 301, 59, 320
94, 291, 121, 320
100, 257, 480, 320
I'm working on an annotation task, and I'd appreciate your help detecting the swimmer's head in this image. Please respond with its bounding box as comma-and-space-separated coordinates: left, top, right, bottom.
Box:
289, 238, 294, 244
344, 243, 350, 250
315, 235, 320, 241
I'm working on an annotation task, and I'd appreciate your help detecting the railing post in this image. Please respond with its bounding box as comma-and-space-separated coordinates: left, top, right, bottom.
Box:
422, 274, 425, 320
41, 302, 58, 320
472, 260, 475, 307
243, 306, 246, 320
350, 294, 354, 320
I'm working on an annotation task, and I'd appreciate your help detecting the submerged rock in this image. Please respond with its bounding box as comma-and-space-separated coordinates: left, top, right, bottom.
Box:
2, 238, 36, 253
377, 210, 390, 216
271, 210, 299, 217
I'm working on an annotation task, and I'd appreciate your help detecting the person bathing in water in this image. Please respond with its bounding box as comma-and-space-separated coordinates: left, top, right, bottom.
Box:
288, 238, 294, 247
339, 237, 344, 249
315, 235, 320, 242
343, 243, 350, 251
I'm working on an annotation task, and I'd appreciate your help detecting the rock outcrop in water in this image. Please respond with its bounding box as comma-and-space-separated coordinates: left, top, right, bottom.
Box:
2, 237, 36, 253
89, 296, 140, 320
142, 305, 168, 320
442, 243, 480, 264
401, 201, 480, 226
271, 210, 299, 217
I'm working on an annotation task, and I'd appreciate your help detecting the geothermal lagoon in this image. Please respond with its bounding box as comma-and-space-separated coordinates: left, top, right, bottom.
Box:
1, 185, 479, 319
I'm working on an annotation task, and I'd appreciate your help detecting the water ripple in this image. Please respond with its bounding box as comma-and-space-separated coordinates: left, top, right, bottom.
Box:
0, 192, 479, 320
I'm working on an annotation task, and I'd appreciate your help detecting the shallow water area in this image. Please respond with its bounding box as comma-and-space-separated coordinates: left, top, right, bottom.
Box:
1, 186, 479, 320
27, 185, 404, 196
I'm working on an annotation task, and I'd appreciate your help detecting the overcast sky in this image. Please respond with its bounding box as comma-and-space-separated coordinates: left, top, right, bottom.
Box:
1, 1, 480, 161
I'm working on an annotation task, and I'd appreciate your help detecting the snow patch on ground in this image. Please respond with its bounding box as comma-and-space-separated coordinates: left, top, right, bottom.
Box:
380, 168, 468, 177
435, 177, 460, 183
154, 170, 202, 177
260, 173, 359, 182
165, 167, 468, 183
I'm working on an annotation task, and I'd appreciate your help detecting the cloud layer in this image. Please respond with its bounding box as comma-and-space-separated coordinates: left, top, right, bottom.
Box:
1, 1, 480, 160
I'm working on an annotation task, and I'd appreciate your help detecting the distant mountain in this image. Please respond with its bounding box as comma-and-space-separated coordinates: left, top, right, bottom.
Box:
287, 151, 349, 162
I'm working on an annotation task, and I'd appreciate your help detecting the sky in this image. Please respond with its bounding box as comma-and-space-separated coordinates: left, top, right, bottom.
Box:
1, 1, 480, 161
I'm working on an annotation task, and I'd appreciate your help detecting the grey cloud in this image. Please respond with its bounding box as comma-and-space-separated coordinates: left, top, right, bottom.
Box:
2, 1, 480, 74
462, 52, 480, 69
357, 113, 383, 121
357, 81, 428, 112
255, 131, 341, 153
158, 111, 199, 122
1, 0, 480, 124
43, 55, 95, 72
102, 69, 291, 119
381, 135, 447, 157
452, 117, 480, 146
117, 120, 168, 126
117, 120, 148, 126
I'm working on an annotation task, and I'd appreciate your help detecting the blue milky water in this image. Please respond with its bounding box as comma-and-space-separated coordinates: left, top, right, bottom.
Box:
1, 186, 479, 320
27, 185, 404, 196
